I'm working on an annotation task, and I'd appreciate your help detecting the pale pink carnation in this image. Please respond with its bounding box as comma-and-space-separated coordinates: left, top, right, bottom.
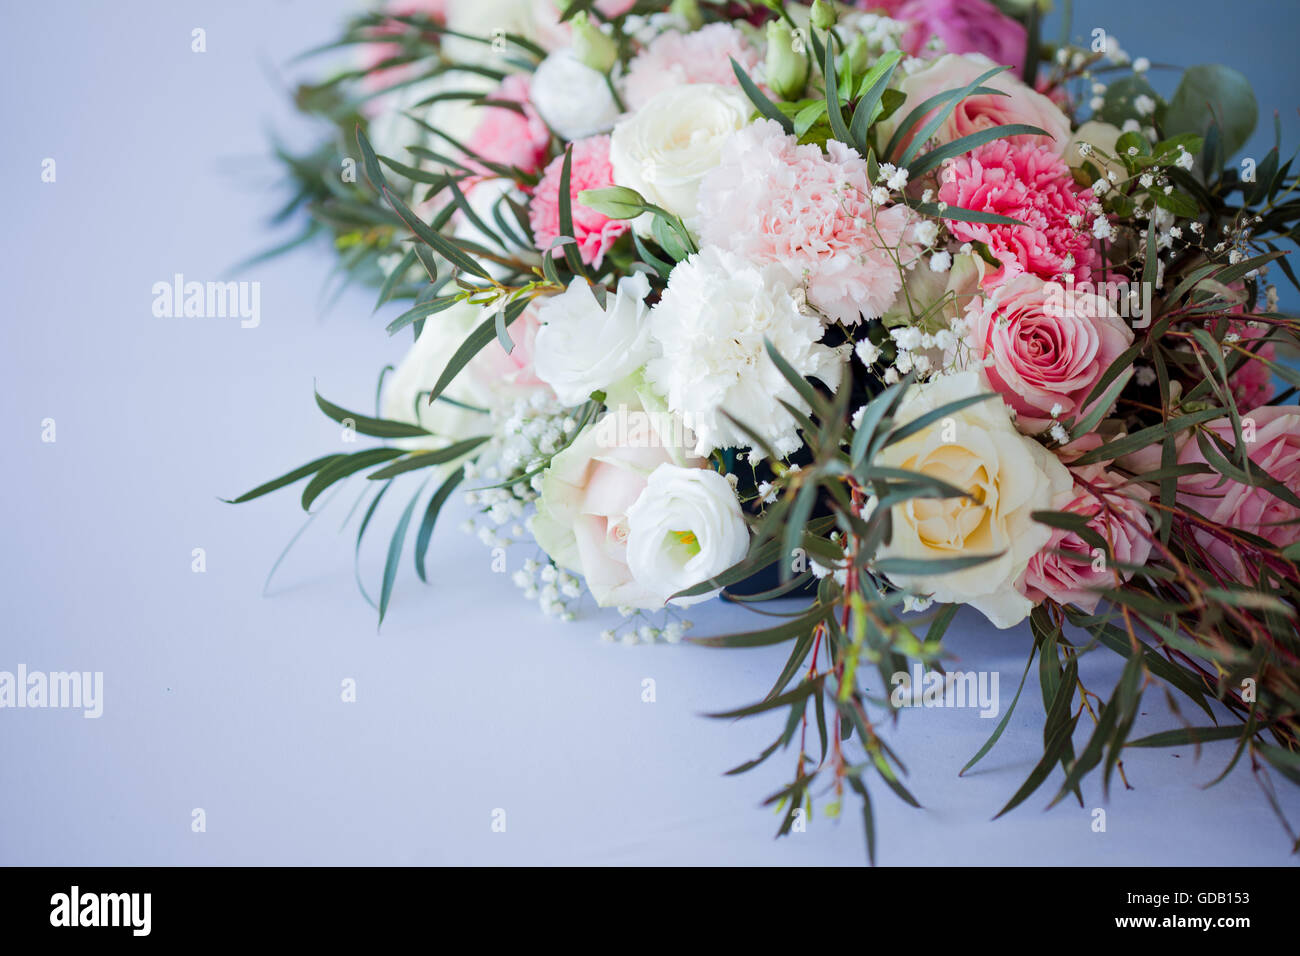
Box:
1024, 465, 1154, 613
868, 0, 1027, 71
623, 23, 763, 111
1176, 406, 1300, 583
967, 273, 1133, 434
465, 73, 551, 177
697, 119, 920, 325
529, 135, 630, 269
939, 139, 1098, 287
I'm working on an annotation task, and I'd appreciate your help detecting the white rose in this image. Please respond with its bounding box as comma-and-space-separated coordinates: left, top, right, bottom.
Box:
625, 464, 750, 607
533, 273, 657, 406
875, 371, 1072, 629
609, 83, 752, 233
530, 50, 622, 140
443, 0, 567, 67
531, 393, 704, 609
381, 299, 549, 449
646, 246, 844, 459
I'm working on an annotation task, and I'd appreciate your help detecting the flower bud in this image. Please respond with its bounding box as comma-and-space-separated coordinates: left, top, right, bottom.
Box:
841, 34, 869, 79
570, 12, 618, 74
577, 185, 646, 219
809, 0, 837, 31
669, 0, 704, 30
765, 20, 810, 101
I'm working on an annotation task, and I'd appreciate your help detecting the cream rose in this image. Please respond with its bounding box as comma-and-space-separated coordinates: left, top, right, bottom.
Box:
875, 371, 1072, 628
530, 392, 714, 608
609, 83, 752, 233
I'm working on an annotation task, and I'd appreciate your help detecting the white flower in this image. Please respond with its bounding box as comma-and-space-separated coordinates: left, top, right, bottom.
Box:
645, 246, 843, 458
530, 50, 622, 140
534, 273, 657, 405
929, 250, 952, 272
443, 0, 568, 66
609, 83, 751, 233
625, 464, 750, 607
874, 371, 1072, 628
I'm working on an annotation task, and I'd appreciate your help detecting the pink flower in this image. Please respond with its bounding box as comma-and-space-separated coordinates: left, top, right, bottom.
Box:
883, 53, 1072, 156
697, 119, 920, 324
867, 0, 1027, 71
1176, 406, 1300, 582
1024, 465, 1154, 613
470, 301, 550, 393
968, 273, 1133, 434
529, 135, 630, 269
465, 73, 551, 177
939, 139, 1098, 287
1225, 320, 1278, 410
359, 0, 448, 93
623, 23, 763, 110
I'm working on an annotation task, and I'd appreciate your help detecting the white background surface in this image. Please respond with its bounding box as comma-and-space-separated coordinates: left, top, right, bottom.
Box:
1, 0, 1297, 866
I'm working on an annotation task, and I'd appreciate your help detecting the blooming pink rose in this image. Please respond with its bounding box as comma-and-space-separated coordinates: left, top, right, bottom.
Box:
1024, 465, 1154, 613
884, 53, 1072, 156
529, 135, 630, 268
623, 23, 763, 110
697, 119, 920, 324
939, 139, 1098, 287
1176, 406, 1300, 582
968, 273, 1133, 435
867, 0, 1027, 71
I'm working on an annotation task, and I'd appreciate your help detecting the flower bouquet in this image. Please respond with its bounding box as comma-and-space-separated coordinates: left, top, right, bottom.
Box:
235, 0, 1300, 858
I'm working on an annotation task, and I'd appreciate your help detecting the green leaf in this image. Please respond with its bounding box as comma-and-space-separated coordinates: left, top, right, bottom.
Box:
415, 465, 464, 583
314, 389, 433, 438
222, 455, 340, 504
379, 480, 429, 626
1164, 64, 1257, 162
302, 448, 405, 511
427, 298, 529, 405
907, 123, 1048, 178
689, 606, 830, 649
366, 436, 490, 480
730, 56, 794, 134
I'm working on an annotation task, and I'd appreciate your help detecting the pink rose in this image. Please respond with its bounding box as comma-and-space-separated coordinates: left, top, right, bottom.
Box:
465, 73, 552, 177
529, 135, 630, 268
884, 53, 1072, 156
939, 138, 1098, 287
867, 0, 1027, 71
1176, 406, 1300, 582
968, 274, 1133, 435
1024, 465, 1154, 613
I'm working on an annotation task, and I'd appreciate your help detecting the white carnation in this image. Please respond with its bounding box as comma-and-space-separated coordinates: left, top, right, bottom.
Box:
533, 273, 657, 406
645, 246, 843, 459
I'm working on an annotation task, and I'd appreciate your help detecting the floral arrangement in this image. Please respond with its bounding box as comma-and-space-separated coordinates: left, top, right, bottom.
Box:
236, 0, 1300, 858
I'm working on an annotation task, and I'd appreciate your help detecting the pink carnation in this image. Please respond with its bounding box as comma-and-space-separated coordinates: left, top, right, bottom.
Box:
1176, 406, 1300, 583
968, 273, 1134, 434
466, 73, 551, 177
1024, 465, 1154, 613
623, 23, 763, 111
939, 138, 1098, 287
868, 0, 1027, 71
697, 119, 920, 325
529, 135, 630, 269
